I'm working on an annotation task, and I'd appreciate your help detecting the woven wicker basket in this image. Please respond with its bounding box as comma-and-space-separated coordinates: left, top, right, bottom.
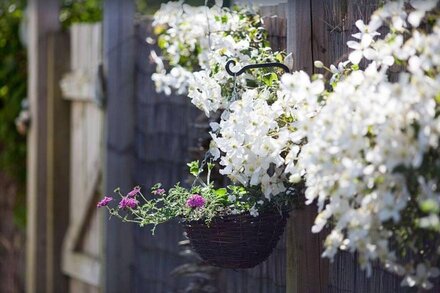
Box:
182, 207, 290, 269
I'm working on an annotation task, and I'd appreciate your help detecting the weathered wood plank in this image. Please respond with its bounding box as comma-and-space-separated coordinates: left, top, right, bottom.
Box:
46, 31, 71, 293
26, 1, 61, 292
311, 0, 380, 71
131, 18, 191, 293
61, 24, 103, 103
60, 23, 103, 291
286, 1, 330, 292
103, 1, 136, 292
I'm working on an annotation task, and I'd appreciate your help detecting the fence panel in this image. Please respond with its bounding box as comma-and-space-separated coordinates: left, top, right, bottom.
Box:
60, 23, 103, 293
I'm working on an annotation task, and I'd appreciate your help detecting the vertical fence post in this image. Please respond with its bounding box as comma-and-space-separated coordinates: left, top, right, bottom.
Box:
26, 1, 62, 293
103, 1, 135, 292
46, 31, 71, 293
286, 0, 329, 292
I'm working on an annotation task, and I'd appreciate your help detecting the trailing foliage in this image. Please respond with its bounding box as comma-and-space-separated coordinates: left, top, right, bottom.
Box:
100, 160, 293, 234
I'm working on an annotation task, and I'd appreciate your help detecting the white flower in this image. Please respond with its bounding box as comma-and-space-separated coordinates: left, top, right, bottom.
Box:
151, 2, 274, 111
314, 60, 324, 68
153, 1, 440, 288
227, 194, 236, 202
289, 173, 302, 184
298, 2, 440, 288
249, 205, 259, 217
188, 71, 223, 116
347, 20, 380, 64
408, 0, 437, 27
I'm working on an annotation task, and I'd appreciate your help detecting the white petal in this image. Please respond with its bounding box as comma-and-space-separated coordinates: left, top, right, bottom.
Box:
355, 19, 366, 32
349, 50, 363, 64
363, 48, 377, 60
310, 80, 325, 95
408, 10, 424, 27
284, 53, 294, 71
382, 55, 395, 66
411, 0, 437, 11
360, 34, 373, 47
209, 122, 220, 131
351, 32, 362, 40
330, 64, 338, 73
368, 15, 382, 32
347, 40, 361, 50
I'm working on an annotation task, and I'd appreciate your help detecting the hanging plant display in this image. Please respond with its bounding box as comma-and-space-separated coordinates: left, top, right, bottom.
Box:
99, 1, 296, 269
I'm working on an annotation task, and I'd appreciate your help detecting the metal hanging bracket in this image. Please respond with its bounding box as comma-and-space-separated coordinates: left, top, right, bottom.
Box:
225, 59, 290, 76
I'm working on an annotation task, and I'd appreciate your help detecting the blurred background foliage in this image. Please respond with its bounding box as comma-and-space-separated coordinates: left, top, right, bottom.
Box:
0, 0, 102, 228
0, 0, 28, 228
60, 0, 102, 28
0, 0, 27, 183
0, 0, 229, 231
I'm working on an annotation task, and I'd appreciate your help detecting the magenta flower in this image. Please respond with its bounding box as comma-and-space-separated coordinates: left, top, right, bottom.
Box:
186, 194, 206, 208
119, 197, 139, 209
97, 196, 113, 208
127, 186, 141, 197
152, 188, 166, 196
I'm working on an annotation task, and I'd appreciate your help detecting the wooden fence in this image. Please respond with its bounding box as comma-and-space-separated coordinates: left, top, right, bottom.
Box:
60, 23, 103, 292
27, 0, 440, 292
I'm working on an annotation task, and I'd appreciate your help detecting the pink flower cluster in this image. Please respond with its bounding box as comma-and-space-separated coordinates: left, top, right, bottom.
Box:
186, 194, 206, 208
97, 186, 141, 210
97, 196, 113, 208
118, 197, 139, 209
127, 186, 141, 197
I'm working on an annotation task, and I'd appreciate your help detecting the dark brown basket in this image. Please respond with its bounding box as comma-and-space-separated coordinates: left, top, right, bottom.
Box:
182, 207, 290, 269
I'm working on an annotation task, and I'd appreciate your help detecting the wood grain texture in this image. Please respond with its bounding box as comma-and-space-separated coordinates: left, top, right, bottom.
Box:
286, 1, 330, 292
260, 3, 287, 52
130, 18, 195, 293
46, 32, 71, 293
26, 1, 60, 292
60, 23, 103, 293
310, 0, 380, 72
103, 1, 136, 292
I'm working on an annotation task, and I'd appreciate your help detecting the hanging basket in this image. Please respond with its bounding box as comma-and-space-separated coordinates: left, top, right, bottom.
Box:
182, 207, 290, 269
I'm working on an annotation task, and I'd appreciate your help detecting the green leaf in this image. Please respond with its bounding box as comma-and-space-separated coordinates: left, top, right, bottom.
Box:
420, 199, 440, 214
187, 160, 200, 177
157, 36, 167, 49
275, 52, 284, 63
151, 183, 162, 190
215, 188, 227, 197
262, 72, 278, 86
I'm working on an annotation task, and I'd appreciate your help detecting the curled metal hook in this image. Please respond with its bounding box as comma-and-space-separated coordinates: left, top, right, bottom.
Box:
225, 59, 290, 76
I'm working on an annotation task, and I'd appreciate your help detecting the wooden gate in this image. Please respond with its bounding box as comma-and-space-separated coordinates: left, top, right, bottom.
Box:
60, 23, 103, 293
